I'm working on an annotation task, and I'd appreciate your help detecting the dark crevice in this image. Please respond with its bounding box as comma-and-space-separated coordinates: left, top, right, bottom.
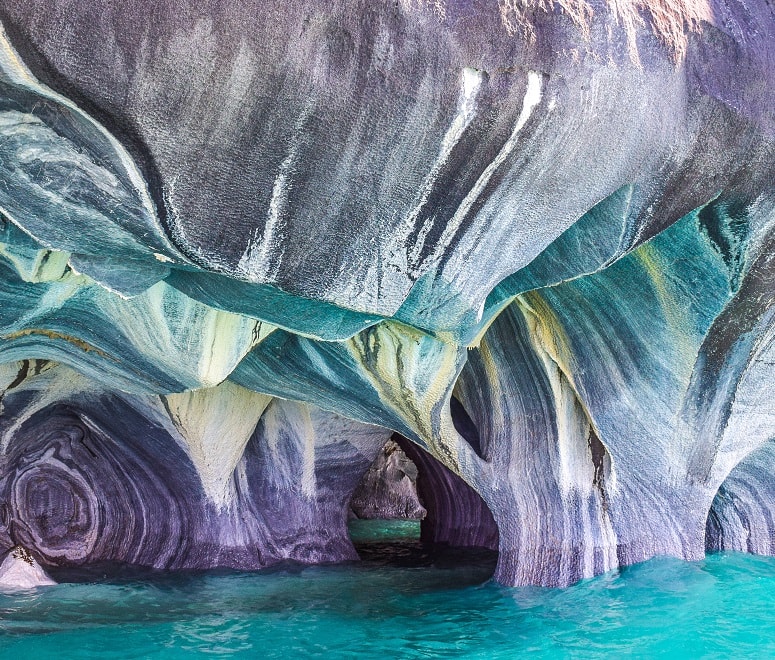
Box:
698, 200, 750, 290
394, 434, 498, 552
450, 395, 485, 460
346, 434, 498, 576
6, 360, 30, 391
588, 427, 610, 514
705, 488, 728, 553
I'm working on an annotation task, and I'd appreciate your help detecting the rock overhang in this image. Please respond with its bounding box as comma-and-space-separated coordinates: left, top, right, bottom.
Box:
0, 0, 772, 587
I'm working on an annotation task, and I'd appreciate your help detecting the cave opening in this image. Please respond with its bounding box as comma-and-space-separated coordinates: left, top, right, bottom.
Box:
705, 441, 775, 557
347, 434, 498, 576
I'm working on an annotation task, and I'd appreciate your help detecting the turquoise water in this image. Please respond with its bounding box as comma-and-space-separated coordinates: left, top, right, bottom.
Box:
347, 518, 421, 543
2, 524, 775, 658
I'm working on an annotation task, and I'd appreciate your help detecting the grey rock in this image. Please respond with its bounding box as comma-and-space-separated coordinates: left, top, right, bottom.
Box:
350, 438, 427, 520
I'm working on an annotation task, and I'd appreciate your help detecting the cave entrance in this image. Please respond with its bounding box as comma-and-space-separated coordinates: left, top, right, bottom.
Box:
705, 441, 775, 557
348, 436, 425, 547
347, 434, 498, 576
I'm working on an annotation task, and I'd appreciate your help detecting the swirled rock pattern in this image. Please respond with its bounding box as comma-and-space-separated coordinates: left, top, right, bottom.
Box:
0, 363, 390, 568
0, 1, 773, 585
706, 328, 775, 553
707, 442, 775, 555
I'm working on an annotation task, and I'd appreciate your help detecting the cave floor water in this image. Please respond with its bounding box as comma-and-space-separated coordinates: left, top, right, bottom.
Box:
1, 522, 774, 658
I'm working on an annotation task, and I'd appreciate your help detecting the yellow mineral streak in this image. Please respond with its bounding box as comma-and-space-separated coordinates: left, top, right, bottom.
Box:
516, 293, 618, 492
517, 292, 577, 381
2, 328, 110, 358
97, 281, 268, 388
0, 243, 70, 284
346, 320, 465, 471
632, 241, 695, 376
163, 380, 272, 508
0, 26, 38, 86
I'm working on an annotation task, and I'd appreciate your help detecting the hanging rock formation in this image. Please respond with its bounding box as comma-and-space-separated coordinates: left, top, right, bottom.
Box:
0, 362, 391, 569
0, 0, 773, 585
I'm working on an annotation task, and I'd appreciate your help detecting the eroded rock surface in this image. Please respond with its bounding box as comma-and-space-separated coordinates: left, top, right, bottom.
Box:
0, 364, 390, 569
0, 1, 773, 586
350, 439, 427, 520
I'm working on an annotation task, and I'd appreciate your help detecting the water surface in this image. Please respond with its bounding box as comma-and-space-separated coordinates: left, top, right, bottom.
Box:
1, 523, 774, 658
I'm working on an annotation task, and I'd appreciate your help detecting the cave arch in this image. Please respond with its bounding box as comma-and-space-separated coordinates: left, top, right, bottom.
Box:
0, 383, 395, 572
0, 402, 197, 568
395, 435, 499, 550
349, 432, 498, 552
702, 313, 775, 557
706, 440, 775, 555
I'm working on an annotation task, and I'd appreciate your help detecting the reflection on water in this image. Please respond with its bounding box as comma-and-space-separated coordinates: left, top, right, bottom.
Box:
1, 524, 774, 658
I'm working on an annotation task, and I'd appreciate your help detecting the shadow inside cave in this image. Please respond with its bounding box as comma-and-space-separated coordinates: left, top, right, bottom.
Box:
705, 440, 775, 557
347, 434, 499, 575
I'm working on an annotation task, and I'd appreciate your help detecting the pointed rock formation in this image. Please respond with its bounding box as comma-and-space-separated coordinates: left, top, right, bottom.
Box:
350, 438, 427, 520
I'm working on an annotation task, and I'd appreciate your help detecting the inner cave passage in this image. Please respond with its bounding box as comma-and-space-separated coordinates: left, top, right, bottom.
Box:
347, 433, 499, 574
705, 440, 775, 557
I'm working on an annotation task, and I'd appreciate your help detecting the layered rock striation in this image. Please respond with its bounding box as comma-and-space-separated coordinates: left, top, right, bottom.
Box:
0, 0, 773, 586
0, 363, 391, 569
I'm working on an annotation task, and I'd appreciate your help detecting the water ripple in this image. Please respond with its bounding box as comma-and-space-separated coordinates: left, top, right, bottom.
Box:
1, 549, 775, 658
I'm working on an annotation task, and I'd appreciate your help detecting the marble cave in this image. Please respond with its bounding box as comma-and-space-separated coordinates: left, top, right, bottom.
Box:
0, 0, 773, 599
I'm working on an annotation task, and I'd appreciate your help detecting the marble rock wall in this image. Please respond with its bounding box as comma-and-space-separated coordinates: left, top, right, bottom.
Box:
0, 1, 773, 586
0, 363, 391, 569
